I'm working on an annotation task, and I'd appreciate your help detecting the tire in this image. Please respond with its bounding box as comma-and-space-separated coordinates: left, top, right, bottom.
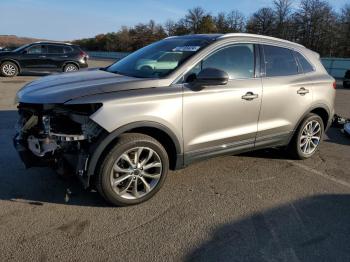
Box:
1, 61, 19, 77
343, 81, 350, 89
63, 63, 78, 72
96, 133, 169, 206
287, 113, 324, 160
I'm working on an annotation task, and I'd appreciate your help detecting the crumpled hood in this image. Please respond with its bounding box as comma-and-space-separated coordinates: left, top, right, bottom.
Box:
16, 69, 156, 104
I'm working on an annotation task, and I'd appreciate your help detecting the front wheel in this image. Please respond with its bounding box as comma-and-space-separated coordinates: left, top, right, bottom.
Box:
96, 133, 169, 206
287, 113, 324, 159
1, 61, 19, 77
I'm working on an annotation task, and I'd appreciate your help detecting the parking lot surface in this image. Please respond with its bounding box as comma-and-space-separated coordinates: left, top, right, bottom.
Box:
0, 60, 349, 261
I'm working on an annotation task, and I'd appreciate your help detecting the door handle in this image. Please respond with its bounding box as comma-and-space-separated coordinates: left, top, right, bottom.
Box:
38, 55, 46, 58
61, 55, 68, 58
242, 92, 259, 101
297, 87, 309, 95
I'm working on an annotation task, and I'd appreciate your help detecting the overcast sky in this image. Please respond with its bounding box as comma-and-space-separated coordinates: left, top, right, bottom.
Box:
0, 0, 348, 40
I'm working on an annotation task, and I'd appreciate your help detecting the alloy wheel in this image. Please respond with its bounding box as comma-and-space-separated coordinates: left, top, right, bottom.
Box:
299, 120, 322, 155
65, 65, 78, 72
2, 63, 16, 76
110, 147, 162, 200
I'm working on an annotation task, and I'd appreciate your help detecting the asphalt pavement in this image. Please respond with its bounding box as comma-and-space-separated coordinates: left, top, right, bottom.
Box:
0, 60, 349, 261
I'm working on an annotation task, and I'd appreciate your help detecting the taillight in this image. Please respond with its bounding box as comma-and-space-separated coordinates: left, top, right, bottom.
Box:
332, 81, 336, 89
79, 50, 87, 57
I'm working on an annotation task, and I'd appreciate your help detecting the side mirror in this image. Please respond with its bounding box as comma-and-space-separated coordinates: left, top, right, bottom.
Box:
22, 50, 27, 54
195, 68, 229, 87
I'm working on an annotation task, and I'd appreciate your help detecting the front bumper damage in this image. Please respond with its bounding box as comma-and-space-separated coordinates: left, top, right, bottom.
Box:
13, 103, 104, 188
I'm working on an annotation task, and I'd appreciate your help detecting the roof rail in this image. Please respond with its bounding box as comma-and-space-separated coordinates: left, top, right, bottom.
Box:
32, 41, 72, 45
219, 33, 305, 48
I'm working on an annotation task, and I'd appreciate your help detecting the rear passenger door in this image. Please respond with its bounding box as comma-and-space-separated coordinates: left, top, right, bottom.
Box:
256, 44, 313, 147
47, 45, 66, 69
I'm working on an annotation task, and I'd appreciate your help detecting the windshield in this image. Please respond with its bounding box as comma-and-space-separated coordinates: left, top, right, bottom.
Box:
13, 43, 31, 52
107, 38, 211, 78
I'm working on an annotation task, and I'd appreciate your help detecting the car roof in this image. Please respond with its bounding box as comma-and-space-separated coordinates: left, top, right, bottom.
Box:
31, 41, 75, 46
218, 33, 305, 48
167, 33, 305, 49
165, 34, 223, 42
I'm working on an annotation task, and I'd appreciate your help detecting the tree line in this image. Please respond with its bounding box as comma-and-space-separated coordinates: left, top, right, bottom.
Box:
72, 0, 350, 57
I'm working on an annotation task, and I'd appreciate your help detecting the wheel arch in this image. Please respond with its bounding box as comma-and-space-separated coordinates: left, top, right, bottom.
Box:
288, 103, 331, 145
309, 107, 329, 129
87, 121, 183, 179
62, 61, 80, 71
0, 59, 21, 73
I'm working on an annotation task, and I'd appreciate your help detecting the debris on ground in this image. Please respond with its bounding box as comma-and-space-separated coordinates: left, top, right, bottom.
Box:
332, 114, 350, 136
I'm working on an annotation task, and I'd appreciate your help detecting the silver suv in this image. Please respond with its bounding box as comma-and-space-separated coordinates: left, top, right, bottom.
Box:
14, 33, 335, 206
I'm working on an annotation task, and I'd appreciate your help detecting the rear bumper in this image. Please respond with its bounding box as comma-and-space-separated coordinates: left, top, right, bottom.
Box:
79, 62, 88, 68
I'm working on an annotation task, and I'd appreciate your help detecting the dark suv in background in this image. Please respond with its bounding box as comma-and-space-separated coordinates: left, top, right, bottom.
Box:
344, 70, 350, 88
0, 42, 88, 77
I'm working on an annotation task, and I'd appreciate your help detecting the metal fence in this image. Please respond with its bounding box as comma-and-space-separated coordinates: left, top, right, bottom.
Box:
321, 58, 350, 80
88, 51, 349, 80
88, 51, 130, 60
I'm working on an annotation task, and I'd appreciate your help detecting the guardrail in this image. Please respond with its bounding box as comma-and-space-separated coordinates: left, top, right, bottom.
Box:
321, 58, 350, 80
88, 51, 130, 60
88, 51, 349, 79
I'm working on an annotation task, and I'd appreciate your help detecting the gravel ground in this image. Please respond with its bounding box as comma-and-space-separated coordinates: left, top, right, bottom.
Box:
0, 60, 349, 261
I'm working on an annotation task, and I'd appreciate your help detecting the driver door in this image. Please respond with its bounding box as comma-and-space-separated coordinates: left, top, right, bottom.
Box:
20, 44, 49, 69
182, 44, 262, 163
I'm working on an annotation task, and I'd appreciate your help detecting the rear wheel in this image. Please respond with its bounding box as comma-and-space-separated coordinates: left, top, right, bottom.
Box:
1, 61, 19, 77
63, 63, 78, 72
287, 113, 324, 159
96, 133, 169, 206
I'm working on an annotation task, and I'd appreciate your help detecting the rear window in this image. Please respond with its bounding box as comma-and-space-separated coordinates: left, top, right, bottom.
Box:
294, 51, 314, 73
263, 45, 298, 77
48, 45, 64, 54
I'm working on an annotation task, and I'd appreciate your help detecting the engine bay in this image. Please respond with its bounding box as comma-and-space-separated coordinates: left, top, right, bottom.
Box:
13, 103, 104, 186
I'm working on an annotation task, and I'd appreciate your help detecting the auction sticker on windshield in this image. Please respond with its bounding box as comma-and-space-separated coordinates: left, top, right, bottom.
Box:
172, 46, 201, 52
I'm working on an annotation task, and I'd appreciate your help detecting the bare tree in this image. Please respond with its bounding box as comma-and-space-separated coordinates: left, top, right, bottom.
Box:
337, 5, 350, 57
294, 0, 337, 56
246, 8, 275, 35
273, 0, 294, 38
185, 7, 206, 33
72, 3, 350, 57
215, 12, 228, 33
226, 10, 245, 32
164, 19, 176, 36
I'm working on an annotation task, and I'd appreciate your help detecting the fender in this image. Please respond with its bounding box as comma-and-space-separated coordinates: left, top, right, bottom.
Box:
86, 121, 183, 177
287, 103, 331, 144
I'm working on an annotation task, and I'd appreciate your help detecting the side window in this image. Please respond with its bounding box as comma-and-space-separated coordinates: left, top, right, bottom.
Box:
63, 46, 73, 53
27, 45, 44, 54
294, 51, 314, 73
263, 45, 298, 77
202, 44, 254, 79
48, 45, 64, 54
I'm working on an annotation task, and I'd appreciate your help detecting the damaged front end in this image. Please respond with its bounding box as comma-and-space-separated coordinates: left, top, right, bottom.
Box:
14, 103, 105, 187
